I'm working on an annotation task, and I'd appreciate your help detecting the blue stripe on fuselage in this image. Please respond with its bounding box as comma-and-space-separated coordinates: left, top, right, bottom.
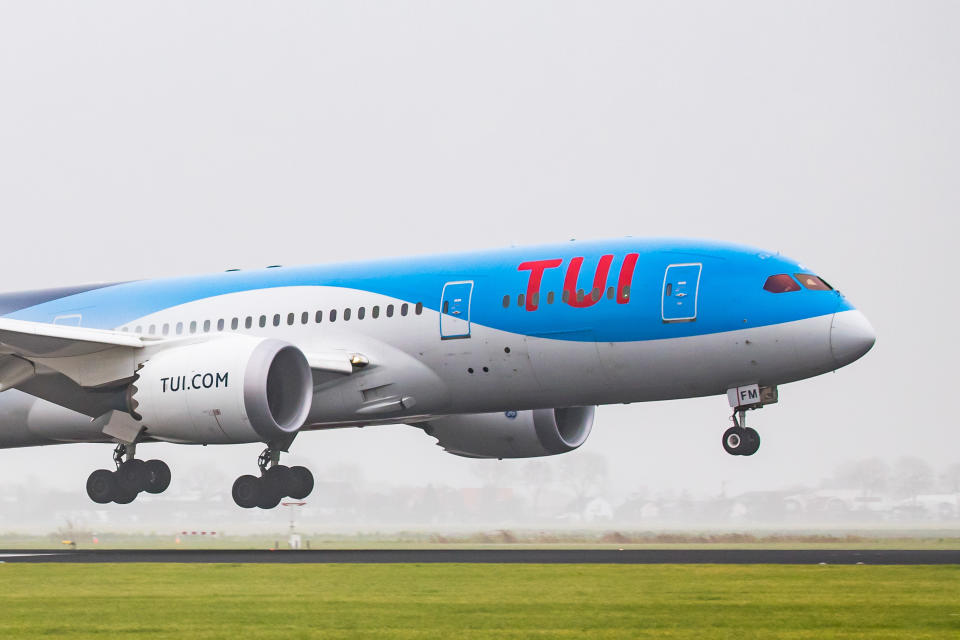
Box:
2, 239, 853, 342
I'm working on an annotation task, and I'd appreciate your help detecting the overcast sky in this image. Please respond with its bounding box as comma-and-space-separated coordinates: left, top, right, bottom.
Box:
0, 2, 956, 525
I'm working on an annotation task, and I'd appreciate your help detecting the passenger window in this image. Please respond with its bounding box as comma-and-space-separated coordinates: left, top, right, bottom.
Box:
386, 304, 394, 317
315, 310, 323, 323
607, 286, 615, 300
530, 292, 539, 308
203, 320, 211, 332
329, 309, 337, 322
273, 314, 281, 327
217, 319, 225, 331
287, 313, 295, 325
148, 325, 156, 335
591, 287, 601, 301
162, 324, 170, 336
502, 295, 510, 308
344, 308, 351, 321
372, 306, 380, 319
517, 294, 525, 307
259, 315, 266, 328
416, 302, 423, 315
231, 318, 239, 330
562, 290, 569, 303
442, 300, 449, 314
764, 274, 802, 293
189, 321, 197, 334
547, 291, 555, 304
401, 303, 409, 316
620, 285, 631, 301
176, 322, 184, 335
301, 312, 309, 324
358, 307, 365, 320
135, 326, 143, 334
795, 274, 833, 291
245, 316, 252, 329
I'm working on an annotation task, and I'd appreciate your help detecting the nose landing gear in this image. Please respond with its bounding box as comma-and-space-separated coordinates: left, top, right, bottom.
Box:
722, 384, 777, 457
232, 447, 314, 509
86, 444, 171, 504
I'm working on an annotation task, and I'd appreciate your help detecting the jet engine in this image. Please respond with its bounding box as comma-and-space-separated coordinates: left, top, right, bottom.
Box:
419, 406, 595, 459
131, 336, 313, 444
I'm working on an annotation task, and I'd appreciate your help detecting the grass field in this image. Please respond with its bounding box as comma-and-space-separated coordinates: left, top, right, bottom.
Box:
0, 564, 957, 638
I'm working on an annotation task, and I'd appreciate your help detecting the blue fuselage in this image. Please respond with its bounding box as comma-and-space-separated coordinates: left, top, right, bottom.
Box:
1, 239, 851, 341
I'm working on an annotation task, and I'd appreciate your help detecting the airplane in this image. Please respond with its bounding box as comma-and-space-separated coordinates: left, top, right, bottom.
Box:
0, 238, 875, 509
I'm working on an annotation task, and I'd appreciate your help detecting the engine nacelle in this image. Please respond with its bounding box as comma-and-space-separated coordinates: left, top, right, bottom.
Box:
420, 406, 595, 459
132, 336, 313, 444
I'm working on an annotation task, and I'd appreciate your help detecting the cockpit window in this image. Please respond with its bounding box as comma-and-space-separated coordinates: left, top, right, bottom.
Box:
763, 274, 801, 293
795, 274, 833, 291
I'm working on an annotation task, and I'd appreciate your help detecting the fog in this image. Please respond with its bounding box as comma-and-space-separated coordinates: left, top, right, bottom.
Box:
0, 1, 957, 533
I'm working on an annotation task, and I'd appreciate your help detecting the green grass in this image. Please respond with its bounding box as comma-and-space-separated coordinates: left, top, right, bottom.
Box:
0, 564, 958, 638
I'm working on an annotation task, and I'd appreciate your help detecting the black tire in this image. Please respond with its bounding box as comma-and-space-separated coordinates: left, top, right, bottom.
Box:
288, 466, 314, 500
113, 489, 137, 504
256, 473, 284, 509
144, 459, 171, 494
86, 469, 117, 504
232, 474, 261, 509
265, 465, 292, 496
740, 428, 761, 456
116, 459, 148, 493
722, 426, 744, 456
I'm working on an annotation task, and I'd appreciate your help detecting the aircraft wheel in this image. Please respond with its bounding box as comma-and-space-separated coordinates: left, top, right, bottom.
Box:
265, 465, 292, 492
722, 426, 745, 456
232, 474, 261, 509
256, 473, 284, 509
740, 428, 761, 456
144, 459, 171, 494
113, 488, 138, 504
86, 469, 117, 504
116, 459, 148, 493
288, 466, 314, 500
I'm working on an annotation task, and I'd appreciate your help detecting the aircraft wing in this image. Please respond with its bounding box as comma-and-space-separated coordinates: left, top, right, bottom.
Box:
0, 318, 154, 390
0, 318, 149, 358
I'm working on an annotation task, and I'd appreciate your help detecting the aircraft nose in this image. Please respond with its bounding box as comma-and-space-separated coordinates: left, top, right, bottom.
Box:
830, 309, 876, 368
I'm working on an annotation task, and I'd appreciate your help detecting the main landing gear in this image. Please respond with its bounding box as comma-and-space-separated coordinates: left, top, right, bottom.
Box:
86, 444, 171, 504
231, 447, 314, 509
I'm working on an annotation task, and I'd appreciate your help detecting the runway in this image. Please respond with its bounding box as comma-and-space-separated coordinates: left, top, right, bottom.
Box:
0, 548, 958, 564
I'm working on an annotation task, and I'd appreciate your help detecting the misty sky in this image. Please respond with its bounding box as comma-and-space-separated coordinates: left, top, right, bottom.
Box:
0, 2, 956, 520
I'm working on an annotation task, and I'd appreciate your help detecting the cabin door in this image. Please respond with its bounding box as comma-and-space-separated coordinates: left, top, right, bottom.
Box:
661, 263, 702, 322
440, 280, 473, 339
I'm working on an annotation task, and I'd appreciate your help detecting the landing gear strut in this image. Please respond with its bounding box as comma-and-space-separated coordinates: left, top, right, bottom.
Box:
232, 446, 314, 509
86, 444, 171, 504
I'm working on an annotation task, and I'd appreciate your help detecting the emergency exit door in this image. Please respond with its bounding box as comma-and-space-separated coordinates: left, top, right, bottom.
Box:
440, 280, 474, 339
662, 263, 702, 322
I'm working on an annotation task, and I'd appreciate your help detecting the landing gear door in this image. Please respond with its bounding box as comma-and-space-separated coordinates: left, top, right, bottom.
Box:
440, 281, 473, 340
662, 263, 702, 322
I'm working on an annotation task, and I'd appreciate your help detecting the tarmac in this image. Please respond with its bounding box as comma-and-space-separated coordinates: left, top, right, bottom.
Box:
0, 549, 958, 564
